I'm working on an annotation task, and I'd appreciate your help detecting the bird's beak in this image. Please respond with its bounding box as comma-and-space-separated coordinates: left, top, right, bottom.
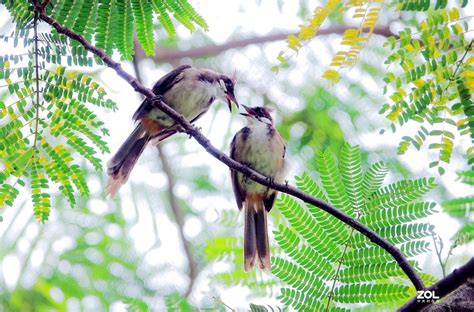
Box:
242, 104, 254, 115
226, 93, 239, 112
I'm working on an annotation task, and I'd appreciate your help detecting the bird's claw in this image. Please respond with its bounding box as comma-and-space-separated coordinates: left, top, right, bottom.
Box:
151, 95, 165, 107
266, 176, 274, 185
188, 125, 202, 138
285, 180, 289, 186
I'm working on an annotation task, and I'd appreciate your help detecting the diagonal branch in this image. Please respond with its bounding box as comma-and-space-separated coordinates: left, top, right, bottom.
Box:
33, 4, 425, 291
399, 257, 474, 311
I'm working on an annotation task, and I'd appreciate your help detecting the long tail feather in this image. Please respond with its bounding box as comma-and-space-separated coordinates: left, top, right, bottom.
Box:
106, 124, 150, 198
255, 201, 271, 270
244, 202, 257, 271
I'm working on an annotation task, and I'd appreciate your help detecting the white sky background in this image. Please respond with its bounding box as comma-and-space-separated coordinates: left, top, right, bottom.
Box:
0, 0, 473, 311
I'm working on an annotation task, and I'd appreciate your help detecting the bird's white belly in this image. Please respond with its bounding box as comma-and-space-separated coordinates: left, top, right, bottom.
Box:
239, 124, 283, 194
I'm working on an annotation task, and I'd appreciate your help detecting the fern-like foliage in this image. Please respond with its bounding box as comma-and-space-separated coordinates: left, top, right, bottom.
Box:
442, 170, 474, 247
272, 144, 438, 310
275, 0, 471, 86
273, 2, 472, 173
2, 0, 208, 59
396, 0, 469, 11
381, 6, 473, 174
0, 21, 116, 221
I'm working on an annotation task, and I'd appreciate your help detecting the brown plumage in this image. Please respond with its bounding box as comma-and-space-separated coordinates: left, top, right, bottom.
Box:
230, 106, 286, 271
107, 65, 238, 197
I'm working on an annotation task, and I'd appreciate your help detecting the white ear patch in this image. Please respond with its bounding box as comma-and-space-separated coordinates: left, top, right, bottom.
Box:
218, 79, 226, 91
260, 117, 272, 125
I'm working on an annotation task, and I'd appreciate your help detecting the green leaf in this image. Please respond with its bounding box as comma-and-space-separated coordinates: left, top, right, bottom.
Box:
443, 195, 473, 218
273, 144, 435, 310
131, 0, 155, 56
116, 0, 135, 60
333, 283, 411, 303
339, 144, 364, 212
362, 161, 388, 200
452, 222, 474, 246
96, 0, 117, 55
315, 149, 352, 216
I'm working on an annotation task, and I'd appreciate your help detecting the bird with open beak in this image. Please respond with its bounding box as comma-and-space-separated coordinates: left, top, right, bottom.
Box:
230, 105, 286, 271
107, 65, 239, 197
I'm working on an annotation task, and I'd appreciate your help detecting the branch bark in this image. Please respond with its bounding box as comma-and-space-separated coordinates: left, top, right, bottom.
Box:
399, 257, 474, 311
135, 26, 396, 63
33, 4, 425, 291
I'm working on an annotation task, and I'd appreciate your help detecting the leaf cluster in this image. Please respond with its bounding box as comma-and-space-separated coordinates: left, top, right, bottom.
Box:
1, 0, 208, 59
272, 144, 438, 310
381, 7, 473, 174
0, 28, 116, 221
274, 0, 383, 84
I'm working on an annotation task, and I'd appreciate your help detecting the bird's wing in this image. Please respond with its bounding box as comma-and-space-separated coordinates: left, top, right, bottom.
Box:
149, 127, 179, 145
133, 65, 191, 122
148, 108, 209, 144
151, 64, 191, 95
230, 129, 247, 210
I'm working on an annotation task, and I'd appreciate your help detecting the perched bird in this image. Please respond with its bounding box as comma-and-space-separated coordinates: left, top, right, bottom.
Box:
230, 105, 286, 271
107, 65, 239, 197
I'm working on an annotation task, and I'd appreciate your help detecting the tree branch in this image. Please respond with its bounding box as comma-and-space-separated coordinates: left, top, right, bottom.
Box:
399, 257, 474, 311
135, 26, 396, 63
33, 4, 425, 291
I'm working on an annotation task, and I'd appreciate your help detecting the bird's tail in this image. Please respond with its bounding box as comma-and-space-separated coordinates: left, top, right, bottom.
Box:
244, 198, 271, 271
106, 123, 150, 198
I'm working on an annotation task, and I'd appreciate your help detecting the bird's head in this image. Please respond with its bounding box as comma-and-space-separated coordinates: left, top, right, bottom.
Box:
240, 105, 274, 125
217, 73, 239, 112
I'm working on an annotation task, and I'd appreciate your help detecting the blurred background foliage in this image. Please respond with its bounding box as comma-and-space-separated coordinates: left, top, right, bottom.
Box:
0, 0, 473, 311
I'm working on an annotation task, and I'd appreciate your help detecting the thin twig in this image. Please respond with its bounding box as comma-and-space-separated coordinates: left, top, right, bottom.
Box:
33, 4, 425, 291
326, 228, 355, 311
451, 39, 474, 79
431, 234, 446, 278
213, 297, 235, 312
135, 26, 396, 63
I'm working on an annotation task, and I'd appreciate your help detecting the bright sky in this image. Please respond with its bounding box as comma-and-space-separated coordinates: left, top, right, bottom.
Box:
0, 0, 473, 310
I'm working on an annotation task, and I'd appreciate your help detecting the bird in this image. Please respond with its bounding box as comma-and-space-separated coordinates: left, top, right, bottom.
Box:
107, 65, 239, 197
230, 105, 286, 271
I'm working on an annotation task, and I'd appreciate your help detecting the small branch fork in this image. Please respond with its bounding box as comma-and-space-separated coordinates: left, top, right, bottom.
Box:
32, 3, 425, 291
